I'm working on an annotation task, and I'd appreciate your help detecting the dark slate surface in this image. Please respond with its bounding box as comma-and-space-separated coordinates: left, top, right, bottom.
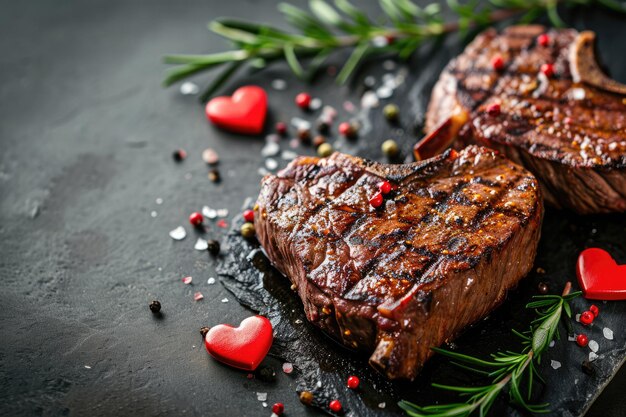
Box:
0, 1, 625, 416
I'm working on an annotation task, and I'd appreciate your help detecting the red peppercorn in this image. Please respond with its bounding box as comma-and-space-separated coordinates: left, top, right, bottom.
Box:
384, 34, 395, 45
243, 209, 255, 223
541, 63, 555, 78
329, 400, 342, 413
189, 212, 203, 227
347, 375, 360, 389
276, 122, 287, 135
589, 304, 599, 317
338, 122, 355, 138
378, 181, 391, 195
486, 103, 501, 117
576, 334, 589, 347
491, 55, 504, 72
272, 403, 284, 415
295, 92, 311, 109
580, 310, 594, 325
537, 33, 550, 47
369, 192, 383, 208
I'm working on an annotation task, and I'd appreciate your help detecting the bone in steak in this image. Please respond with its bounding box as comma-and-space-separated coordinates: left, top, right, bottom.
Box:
424, 25, 626, 214
255, 146, 543, 379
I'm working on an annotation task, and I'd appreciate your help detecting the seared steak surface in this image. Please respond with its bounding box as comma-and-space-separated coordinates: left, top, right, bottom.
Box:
426, 25, 626, 214
255, 146, 543, 379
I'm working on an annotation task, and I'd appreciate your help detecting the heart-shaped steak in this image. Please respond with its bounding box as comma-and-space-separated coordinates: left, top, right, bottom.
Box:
577, 248, 626, 300
204, 315, 273, 371
254, 145, 543, 379
205, 85, 267, 135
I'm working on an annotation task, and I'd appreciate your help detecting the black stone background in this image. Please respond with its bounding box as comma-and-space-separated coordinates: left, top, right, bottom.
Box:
0, 1, 625, 416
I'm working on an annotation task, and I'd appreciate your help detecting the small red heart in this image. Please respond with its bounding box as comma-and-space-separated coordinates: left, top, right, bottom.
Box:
204, 315, 273, 371
577, 248, 626, 300
205, 86, 267, 135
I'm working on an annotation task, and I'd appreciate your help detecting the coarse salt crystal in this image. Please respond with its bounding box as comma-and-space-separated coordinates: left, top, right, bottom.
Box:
194, 238, 208, 251
265, 158, 278, 170
568, 334, 576, 342
262, 402, 267, 408
207, 277, 216, 285
84, 365, 92, 369
588, 340, 599, 353
603, 327, 614, 340
271, 79, 287, 90
290, 117, 310, 130
361, 91, 379, 108
281, 150, 297, 160
202, 206, 217, 219
282, 362, 294, 374
194, 292, 204, 301
316, 380, 322, 388
378, 402, 386, 409
371, 35, 389, 48
169, 226, 187, 240
294, 319, 303, 325
550, 360, 561, 370
376, 85, 393, 99
180, 81, 199, 95
261, 142, 280, 157
182, 276, 193, 285
571, 88, 586, 100
589, 352, 598, 362
156, 198, 163, 205
310, 98, 322, 110
216, 208, 229, 217
549, 340, 555, 348
221, 298, 229, 303
364, 76, 376, 87
256, 392, 267, 401
150, 211, 158, 218
575, 313, 581, 322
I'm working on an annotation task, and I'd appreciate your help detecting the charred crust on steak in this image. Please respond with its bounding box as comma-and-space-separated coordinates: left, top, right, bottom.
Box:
255, 146, 543, 379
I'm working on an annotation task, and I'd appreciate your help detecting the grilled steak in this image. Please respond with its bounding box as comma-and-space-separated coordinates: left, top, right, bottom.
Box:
255, 146, 543, 379
425, 25, 626, 214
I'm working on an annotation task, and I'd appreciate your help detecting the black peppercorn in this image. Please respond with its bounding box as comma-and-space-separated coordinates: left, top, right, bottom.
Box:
172, 149, 187, 162
208, 169, 221, 183
206, 239, 220, 255
316, 120, 330, 134
149, 300, 161, 314
255, 365, 276, 382
581, 360, 596, 376
200, 326, 210, 338
538, 282, 549, 294
297, 128, 311, 143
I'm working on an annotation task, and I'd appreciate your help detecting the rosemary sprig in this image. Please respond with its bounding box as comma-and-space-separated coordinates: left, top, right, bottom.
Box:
399, 283, 582, 417
163, 0, 626, 100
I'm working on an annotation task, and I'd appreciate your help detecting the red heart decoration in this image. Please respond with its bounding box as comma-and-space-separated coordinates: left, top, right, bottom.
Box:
204, 315, 273, 371
205, 86, 267, 135
577, 248, 626, 300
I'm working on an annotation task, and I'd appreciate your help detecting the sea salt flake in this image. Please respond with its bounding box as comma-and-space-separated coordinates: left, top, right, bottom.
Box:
281, 150, 298, 160
371, 35, 389, 48
182, 276, 193, 285
361, 91, 379, 108
603, 327, 614, 340
194, 238, 208, 251
180, 81, 199, 95
194, 292, 204, 301
282, 362, 294, 374
316, 380, 322, 388
294, 319, 303, 325
378, 402, 386, 409
266, 133, 280, 143
262, 402, 267, 408
271, 79, 287, 90
589, 351, 598, 361
203, 206, 217, 219
550, 360, 561, 370
256, 392, 267, 401
150, 211, 158, 218
258, 167, 270, 176
155, 198, 163, 205
290, 117, 310, 130
265, 158, 278, 170
207, 277, 216, 285
575, 313, 581, 322
589, 340, 599, 353
571, 88, 586, 100
549, 340, 555, 348
221, 298, 229, 303
202, 148, 219, 165
376, 85, 393, 99
84, 365, 92, 369
261, 141, 280, 157
216, 219, 228, 229
568, 334, 576, 342
310, 98, 322, 110
574, 378, 579, 384
216, 208, 229, 217
169, 226, 187, 240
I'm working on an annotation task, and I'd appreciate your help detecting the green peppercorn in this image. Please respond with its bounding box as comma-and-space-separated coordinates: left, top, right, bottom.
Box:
317, 143, 334, 158
383, 104, 399, 121
241, 222, 256, 239
381, 139, 399, 157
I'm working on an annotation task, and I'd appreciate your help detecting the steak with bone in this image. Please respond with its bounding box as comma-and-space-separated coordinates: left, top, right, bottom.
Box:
255, 146, 543, 379
421, 25, 626, 214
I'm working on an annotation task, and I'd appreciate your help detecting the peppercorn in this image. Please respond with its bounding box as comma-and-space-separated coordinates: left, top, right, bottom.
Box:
383, 103, 399, 121
149, 300, 161, 314
338, 122, 356, 138
537, 33, 550, 47
299, 391, 314, 406
241, 222, 256, 239
329, 399, 342, 413
317, 143, 334, 158
381, 139, 399, 157
276, 122, 288, 136
347, 375, 360, 389
589, 304, 599, 317
189, 212, 203, 227
243, 209, 255, 222
369, 192, 383, 208
378, 181, 391, 195
541, 63, 555, 78
208, 169, 221, 183
272, 403, 285, 415
487, 103, 501, 117
576, 334, 589, 347
316, 119, 330, 134
206, 239, 220, 255
580, 310, 594, 325
313, 135, 326, 147
297, 127, 311, 143
295, 92, 311, 109
491, 55, 504, 72
537, 282, 549, 294
255, 365, 276, 382
581, 360, 596, 376
172, 149, 187, 162
200, 326, 210, 338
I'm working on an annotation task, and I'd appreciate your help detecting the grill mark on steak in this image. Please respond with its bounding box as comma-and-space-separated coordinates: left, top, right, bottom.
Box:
426, 25, 626, 213
255, 146, 543, 379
